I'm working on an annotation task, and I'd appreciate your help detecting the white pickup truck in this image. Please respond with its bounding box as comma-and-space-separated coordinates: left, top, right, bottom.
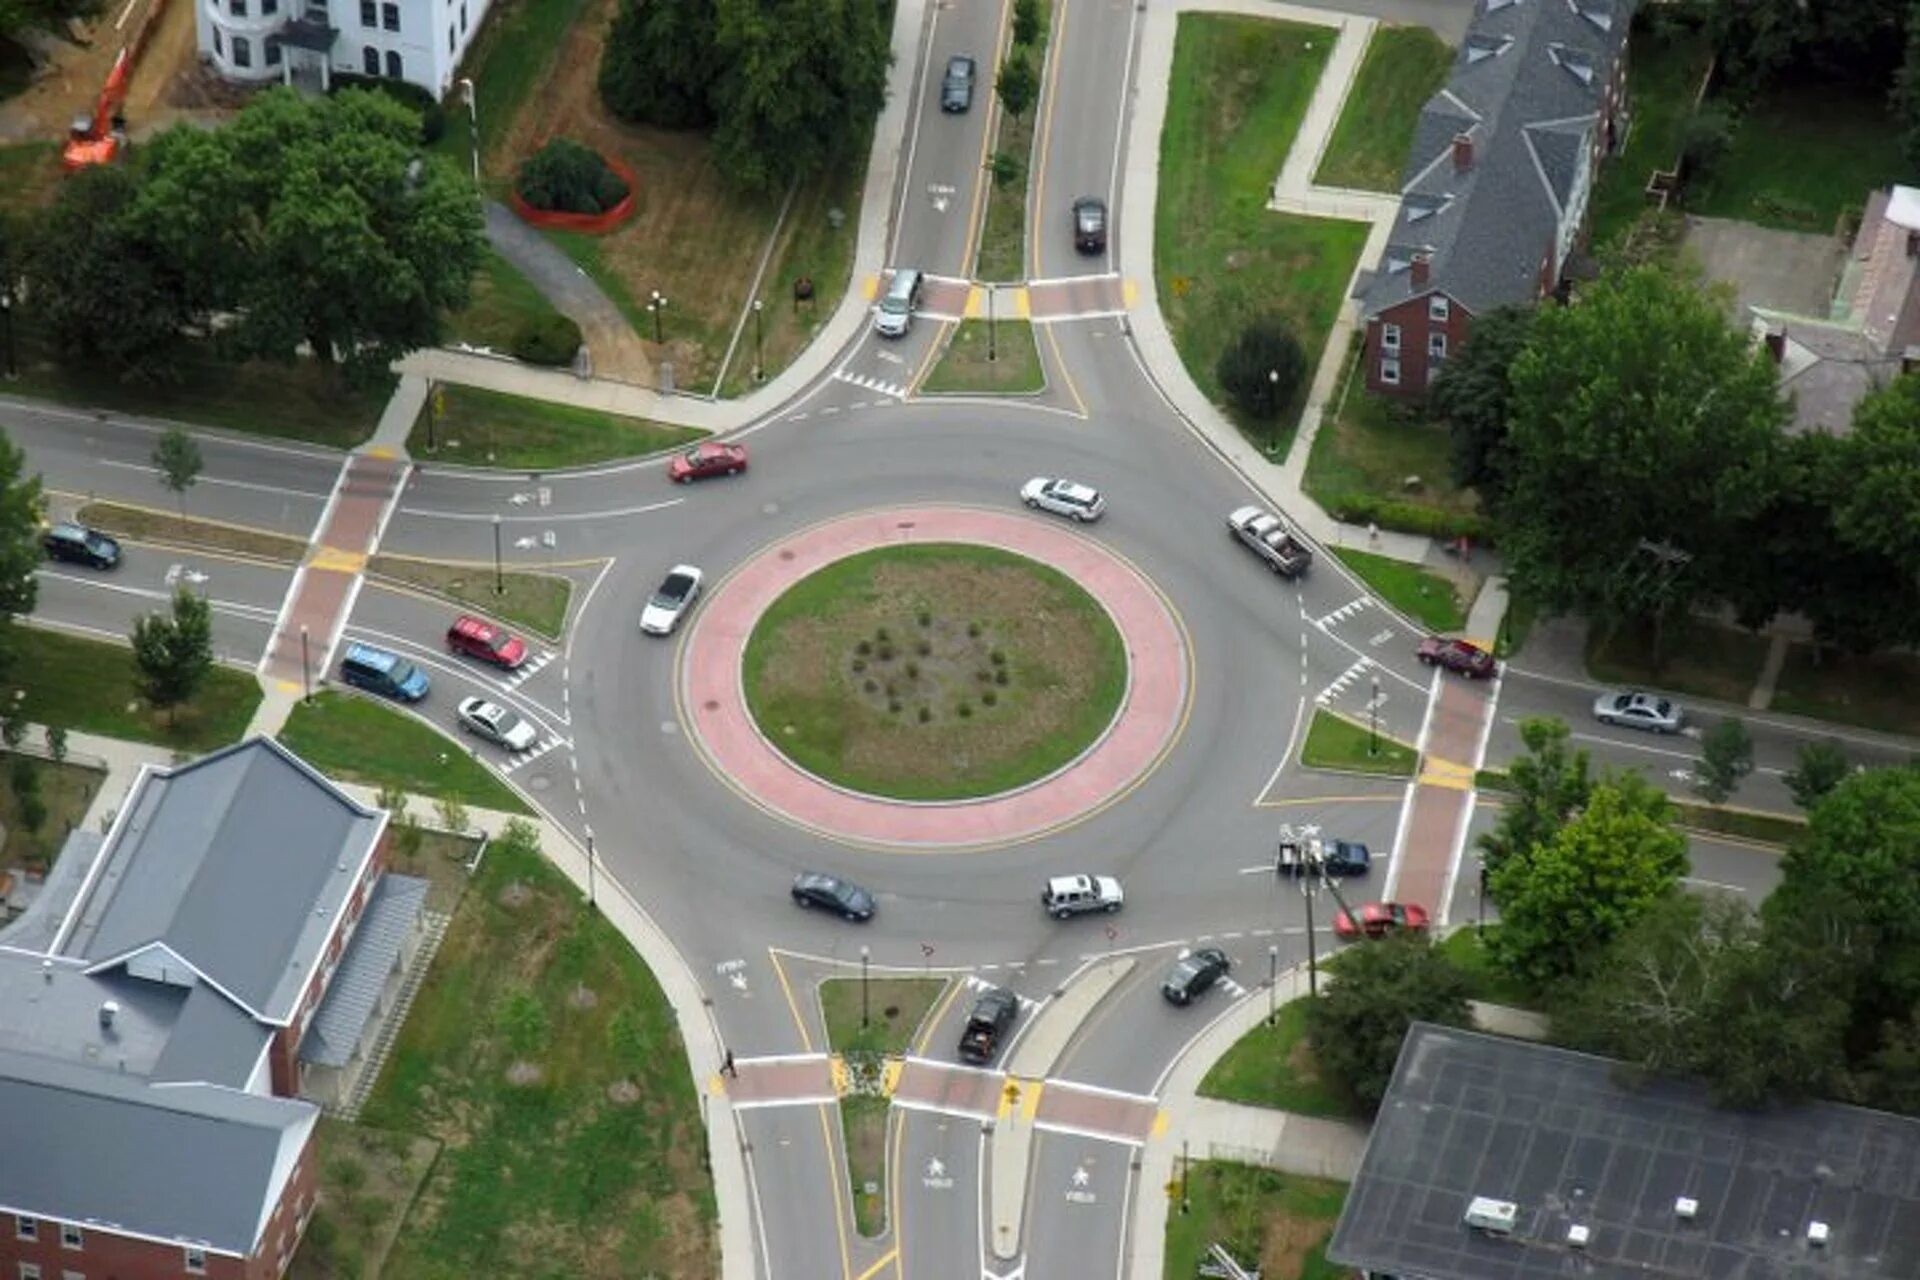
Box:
1227, 505, 1313, 578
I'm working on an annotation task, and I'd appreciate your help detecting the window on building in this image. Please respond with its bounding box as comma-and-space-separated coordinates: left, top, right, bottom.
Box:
385, 49, 403, 78
266, 37, 282, 64
184, 1246, 207, 1275
1380, 322, 1401, 353
15, 1216, 35, 1240
460, 2, 467, 29
1429, 295, 1450, 322
262, 0, 277, 14
1380, 358, 1401, 386
213, 28, 223, 55
359, 0, 374, 24
231, 0, 246, 15
362, 44, 379, 74
381, 1, 398, 29
61, 1224, 83, 1249
447, 23, 454, 51
233, 35, 252, 67
19, 1261, 42, 1280
1428, 332, 1447, 360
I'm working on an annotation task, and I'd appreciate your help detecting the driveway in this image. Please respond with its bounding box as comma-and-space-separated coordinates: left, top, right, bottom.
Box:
1683, 215, 1847, 324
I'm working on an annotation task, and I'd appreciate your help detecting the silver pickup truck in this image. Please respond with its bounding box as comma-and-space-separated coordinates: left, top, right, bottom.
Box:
1227, 505, 1313, 578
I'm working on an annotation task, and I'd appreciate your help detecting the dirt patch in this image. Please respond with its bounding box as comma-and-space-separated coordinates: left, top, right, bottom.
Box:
498, 881, 533, 908
567, 984, 599, 1009
0, 0, 225, 148
1261, 1207, 1333, 1278
505, 1060, 543, 1086
606, 1078, 641, 1105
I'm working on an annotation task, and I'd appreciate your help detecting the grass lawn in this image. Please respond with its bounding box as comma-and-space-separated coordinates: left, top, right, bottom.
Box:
446, 250, 571, 353
1198, 1000, 1350, 1116
2, 626, 259, 753
1585, 615, 1769, 709
278, 692, 532, 815
1299, 708, 1416, 777
742, 545, 1127, 801
0, 756, 103, 872
432, 0, 585, 170
1478, 768, 1802, 844
366, 555, 574, 641
1158, 15, 1369, 453
287, 1120, 440, 1280
1329, 547, 1466, 631
1688, 78, 1906, 232
1306, 376, 1481, 524
821, 976, 945, 1237
413, 383, 703, 471
1165, 1163, 1348, 1280
922, 319, 1044, 394
1587, 21, 1713, 248
1434, 928, 1545, 1011
357, 825, 717, 1279
1314, 26, 1453, 191
1496, 592, 1539, 660
78, 502, 308, 563
1771, 645, 1920, 738
977, 0, 1049, 281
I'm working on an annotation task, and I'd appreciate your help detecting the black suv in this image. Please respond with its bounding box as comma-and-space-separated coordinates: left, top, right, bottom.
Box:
940, 55, 976, 112
1072, 197, 1107, 254
958, 987, 1019, 1064
1162, 948, 1231, 1006
42, 522, 121, 570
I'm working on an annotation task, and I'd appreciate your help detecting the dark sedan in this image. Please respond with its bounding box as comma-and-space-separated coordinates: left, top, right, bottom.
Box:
940, 55, 975, 112
1162, 948, 1231, 1006
791, 872, 875, 922
1072, 196, 1107, 254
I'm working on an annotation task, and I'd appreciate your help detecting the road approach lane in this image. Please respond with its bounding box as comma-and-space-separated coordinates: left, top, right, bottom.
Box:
895, 1108, 988, 1280
1028, 0, 1142, 282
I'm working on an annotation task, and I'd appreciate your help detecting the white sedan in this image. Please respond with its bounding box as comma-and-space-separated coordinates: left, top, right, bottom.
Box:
1019, 477, 1106, 522
456, 697, 539, 751
641, 564, 704, 636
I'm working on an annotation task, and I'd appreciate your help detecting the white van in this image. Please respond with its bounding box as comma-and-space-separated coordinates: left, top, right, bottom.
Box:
874, 268, 923, 337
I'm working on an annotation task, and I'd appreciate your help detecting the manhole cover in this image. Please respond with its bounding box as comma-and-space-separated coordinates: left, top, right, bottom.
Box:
762, 502, 780, 516
704, 699, 720, 712
896, 521, 916, 530
526, 774, 551, 792
779, 549, 796, 561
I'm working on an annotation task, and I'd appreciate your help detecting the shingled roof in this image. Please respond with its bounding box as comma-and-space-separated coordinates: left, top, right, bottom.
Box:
1361, 0, 1636, 319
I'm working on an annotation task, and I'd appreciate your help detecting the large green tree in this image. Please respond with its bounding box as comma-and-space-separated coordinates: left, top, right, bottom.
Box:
1710, 0, 1906, 90
1304, 936, 1471, 1115
1428, 304, 1533, 511
0, 431, 42, 683
1833, 372, 1920, 583
131, 588, 214, 724
1501, 266, 1786, 645
599, 0, 722, 129
1478, 717, 1590, 875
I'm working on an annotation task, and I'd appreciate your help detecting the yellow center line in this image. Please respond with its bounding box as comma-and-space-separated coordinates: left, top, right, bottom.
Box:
906, 319, 955, 395
852, 1249, 900, 1280
769, 949, 816, 1054
912, 977, 966, 1055
817, 1103, 856, 1280
1041, 322, 1088, 418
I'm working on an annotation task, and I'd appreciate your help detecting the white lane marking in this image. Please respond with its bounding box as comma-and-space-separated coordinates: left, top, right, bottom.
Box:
395, 497, 684, 524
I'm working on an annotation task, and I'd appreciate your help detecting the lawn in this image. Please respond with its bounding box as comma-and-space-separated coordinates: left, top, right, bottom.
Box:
1771, 645, 1920, 738
366, 555, 574, 640
1314, 26, 1453, 192
1478, 768, 1803, 845
1305, 371, 1482, 532
1496, 592, 1538, 659
0, 756, 103, 872
922, 319, 1045, 394
1158, 15, 1370, 451
357, 823, 717, 1279
741, 545, 1128, 801
1329, 547, 1466, 632
286, 1120, 439, 1280
2, 626, 260, 753
446, 249, 572, 354
1689, 79, 1906, 232
433, 0, 585, 171
78, 502, 308, 563
1198, 1000, 1349, 1117
278, 692, 532, 815
1585, 615, 1769, 709
1299, 708, 1416, 777
1434, 928, 1544, 1011
820, 976, 945, 1237
1586, 20, 1713, 248
1164, 1163, 1348, 1280
412, 382, 704, 471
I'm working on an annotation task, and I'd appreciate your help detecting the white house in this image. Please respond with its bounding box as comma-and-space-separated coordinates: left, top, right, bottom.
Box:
195, 0, 491, 97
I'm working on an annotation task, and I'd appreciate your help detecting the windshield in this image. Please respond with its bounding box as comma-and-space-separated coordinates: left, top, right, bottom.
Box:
393, 661, 422, 687
881, 295, 910, 315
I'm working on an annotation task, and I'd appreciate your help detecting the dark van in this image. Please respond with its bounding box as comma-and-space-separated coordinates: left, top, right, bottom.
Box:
339, 643, 430, 703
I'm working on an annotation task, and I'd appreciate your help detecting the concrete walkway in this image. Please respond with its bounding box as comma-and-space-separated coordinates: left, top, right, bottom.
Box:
481, 201, 654, 383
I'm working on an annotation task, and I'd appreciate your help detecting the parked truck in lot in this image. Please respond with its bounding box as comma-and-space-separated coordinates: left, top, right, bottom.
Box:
958, 987, 1020, 1064
1227, 505, 1312, 577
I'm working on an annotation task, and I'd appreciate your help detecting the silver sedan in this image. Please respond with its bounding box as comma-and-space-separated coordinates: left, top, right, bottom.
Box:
1592, 690, 1685, 734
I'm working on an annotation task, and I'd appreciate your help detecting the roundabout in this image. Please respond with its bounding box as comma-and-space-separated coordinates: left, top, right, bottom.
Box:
677, 506, 1192, 849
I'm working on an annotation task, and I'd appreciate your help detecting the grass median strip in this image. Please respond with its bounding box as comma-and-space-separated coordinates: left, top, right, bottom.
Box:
922, 319, 1044, 395
4, 625, 260, 753
821, 976, 946, 1237
412, 383, 704, 471
367, 555, 573, 641
1300, 707, 1416, 776
278, 691, 532, 815
1329, 547, 1466, 632
78, 502, 308, 563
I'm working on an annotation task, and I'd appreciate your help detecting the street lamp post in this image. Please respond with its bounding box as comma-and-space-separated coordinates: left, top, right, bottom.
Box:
987, 282, 997, 363
860, 944, 871, 1029
1477, 856, 1488, 934
1303, 871, 1320, 998
648, 290, 668, 344
586, 833, 597, 911
0, 289, 15, 380
1267, 367, 1279, 414
490, 513, 503, 596
1369, 676, 1380, 757
752, 298, 765, 383
299, 625, 311, 703
1266, 944, 1279, 1026
458, 77, 479, 185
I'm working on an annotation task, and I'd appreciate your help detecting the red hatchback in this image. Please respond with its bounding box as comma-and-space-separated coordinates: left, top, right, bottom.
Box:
447, 615, 528, 670
1417, 636, 1497, 679
669, 441, 749, 483
1334, 901, 1430, 940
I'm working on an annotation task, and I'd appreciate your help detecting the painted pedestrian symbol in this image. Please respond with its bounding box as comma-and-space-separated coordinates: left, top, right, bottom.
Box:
923, 1156, 953, 1190
1066, 1162, 1096, 1204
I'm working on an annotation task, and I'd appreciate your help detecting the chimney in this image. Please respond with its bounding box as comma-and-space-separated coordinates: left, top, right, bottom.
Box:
99, 1000, 120, 1030
1763, 327, 1785, 364
1411, 252, 1431, 287
1452, 132, 1474, 170
1907, 229, 1919, 258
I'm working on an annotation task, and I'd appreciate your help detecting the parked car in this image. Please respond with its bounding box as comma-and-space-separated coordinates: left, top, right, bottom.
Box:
1020, 477, 1106, 522
940, 55, 976, 111
791, 871, 875, 922
1275, 837, 1370, 877
42, 522, 120, 570
641, 565, 704, 636
1072, 196, 1107, 254
1226, 505, 1312, 577
1162, 948, 1231, 1006
446, 614, 528, 670
1417, 636, 1497, 679
456, 697, 539, 751
669, 442, 749, 483
958, 986, 1019, 1064
339, 643, 430, 703
1592, 690, 1684, 734
1333, 901, 1430, 940
1041, 873, 1123, 919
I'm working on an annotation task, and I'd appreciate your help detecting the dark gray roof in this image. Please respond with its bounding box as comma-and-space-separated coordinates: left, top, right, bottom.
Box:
1329, 1023, 1920, 1280
1362, 0, 1636, 318
300, 873, 427, 1068
60, 737, 385, 1023
0, 951, 185, 1076
150, 980, 273, 1087
0, 1047, 316, 1256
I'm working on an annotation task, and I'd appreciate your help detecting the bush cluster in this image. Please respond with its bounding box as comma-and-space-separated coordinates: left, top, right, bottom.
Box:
510, 314, 583, 366
515, 139, 630, 216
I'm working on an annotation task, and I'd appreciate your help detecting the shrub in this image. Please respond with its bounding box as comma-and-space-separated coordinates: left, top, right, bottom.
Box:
515, 139, 631, 215
856, 639, 872, 656
1322, 493, 1492, 543
917, 610, 932, 627
330, 76, 445, 144
1217, 318, 1306, 426
888, 699, 902, 713
956, 702, 973, 718
981, 689, 998, 706
876, 627, 891, 643
917, 706, 932, 723
878, 643, 895, 661
916, 639, 931, 656
1679, 105, 1735, 179
989, 649, 1006, 666
967, 622, 982, 638
904, 661, 920, 678
851, 657, 867, 673
511, 313, 583, 366
862, 678, 878, 693
994, 668, 1009, 685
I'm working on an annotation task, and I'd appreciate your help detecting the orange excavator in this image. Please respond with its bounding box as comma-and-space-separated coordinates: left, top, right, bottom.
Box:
62, 46, 133, 170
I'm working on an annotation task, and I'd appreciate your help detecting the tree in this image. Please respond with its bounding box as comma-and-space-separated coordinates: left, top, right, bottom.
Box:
130, 588, 214, 724
1709, 0, 1906, 91
1303, 936, 1471, 1115
1832, 372, 1920, 581
152, 427, 203, 523
1894, 0, 1920, 169
1691, 912, 1855, 1108
1784, 739, 1852, 810
1692, 717, 1754, 804
1501, 266, 1786, 646
45, 725, 66, 764
996, 51, 1038, 122
598, 0, 722, 129
1678, 105, 1736, 179
0, 431, 43, 685
988, 151, 1024, 189
1477, 717, 1590, 875
1012, 0, 1042, 47
1428, 305, 1533, 512
1488, 775, 1687, 986
1216, 319, 1305, 426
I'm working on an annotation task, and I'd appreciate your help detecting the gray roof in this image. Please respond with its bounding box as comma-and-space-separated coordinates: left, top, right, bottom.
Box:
1756, 312, 1905, 436
1362, 0, 1636, 319
151, 980, 273, 1086
60, 737, 386, 1023
0, 1047, 316, 1256
0, 950, 186, 1077
1329, 1023, 1920, 1280
300, 873, 427, 1068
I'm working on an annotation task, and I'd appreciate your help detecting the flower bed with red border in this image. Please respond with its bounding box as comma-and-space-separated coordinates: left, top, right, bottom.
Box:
509, 152, 639, 234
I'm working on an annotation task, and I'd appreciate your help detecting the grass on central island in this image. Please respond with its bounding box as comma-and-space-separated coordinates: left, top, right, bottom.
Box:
278, 691, 532, 815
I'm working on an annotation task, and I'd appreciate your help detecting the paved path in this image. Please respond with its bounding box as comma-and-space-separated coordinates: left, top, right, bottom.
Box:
482, 201, 655, 383
677, 507, 1190, 848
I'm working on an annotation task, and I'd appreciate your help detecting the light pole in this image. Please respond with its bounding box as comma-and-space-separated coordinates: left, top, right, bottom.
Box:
1369, 675, 1380, 757
586, 833, 597, 911
860, 944, 871, 1029
648, 290, 668, 344
752, 298, 764, 382
1477, 856, 1488, 934
490, 512, 503, 595
0, 288, 15, 380
299, 625, 311, 703
1266, 944, 1279, 1026
1267, 367, 1279, 415
1302, 870, 1320, 998
458, 77, 478, 185
987, 282, 998, 363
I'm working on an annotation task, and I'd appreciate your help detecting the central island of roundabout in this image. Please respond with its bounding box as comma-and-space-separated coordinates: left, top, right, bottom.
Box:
677, 507, 1191, 849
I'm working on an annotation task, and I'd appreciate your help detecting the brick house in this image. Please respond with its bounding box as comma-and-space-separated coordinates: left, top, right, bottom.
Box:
0, 738, 427, 1280
1359, 0, 1637, 396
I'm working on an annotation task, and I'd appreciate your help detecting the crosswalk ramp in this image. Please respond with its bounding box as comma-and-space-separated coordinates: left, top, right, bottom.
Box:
833, 369, 909, 401
1314, 657, 1376, 706
499, 736, 562, 775
1314, 596, 1375, 629
499, 650, 557, 690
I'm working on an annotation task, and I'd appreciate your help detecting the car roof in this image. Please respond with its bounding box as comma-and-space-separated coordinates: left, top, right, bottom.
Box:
947, 55, 973, 72
1048, 874, 1093, 894
1049, 480, 1097, 501
664, 564, 702, 579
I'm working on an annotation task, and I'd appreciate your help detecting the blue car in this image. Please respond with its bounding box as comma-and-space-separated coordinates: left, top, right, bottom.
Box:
339, 643, 430, 703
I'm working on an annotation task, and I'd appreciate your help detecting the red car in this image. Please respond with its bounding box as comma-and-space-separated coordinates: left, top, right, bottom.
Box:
446, 615, 528, 670
669, 441, 749, 483
1334, 901, 1431, 940
1418, 636, 1497, 679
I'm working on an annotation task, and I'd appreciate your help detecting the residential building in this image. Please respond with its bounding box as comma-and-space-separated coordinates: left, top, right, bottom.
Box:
1329, 1023, 1920, 1279
196, 0, 490, 96
0, 738, 429, 1280
1358, 0, 1636, 396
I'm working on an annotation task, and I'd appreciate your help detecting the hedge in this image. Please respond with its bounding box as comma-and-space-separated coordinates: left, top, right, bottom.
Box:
1320, 493, 1492, 543
512, 313, 583, 366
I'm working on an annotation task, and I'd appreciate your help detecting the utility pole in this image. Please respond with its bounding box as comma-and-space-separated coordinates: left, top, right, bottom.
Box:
299, 625, 311, 703
458, 77, 479, 185
1369, 675, 1381, 757
860, 945, 871, 1028
1266, 944, 1279, 1025
586, 834, 597, 911
987, 282, 997, 363
752, 298, 765, 383
491, 513, 504, 595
